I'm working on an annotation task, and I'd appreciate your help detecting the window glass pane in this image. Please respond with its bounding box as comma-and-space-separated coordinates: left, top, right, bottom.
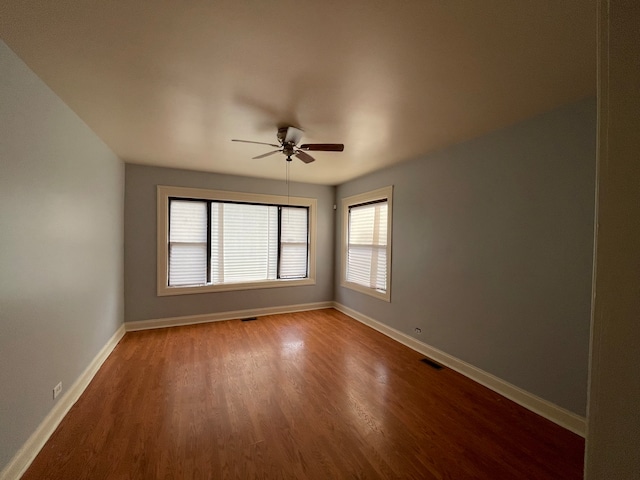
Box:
170, 200, 207, 243
280, 207, 308, 278
169, 200, 207, 286
346, 245, 373, 286
347, 201, 388, 291
280, 243, 308, 278
374, 245, 387, 291
211, 203, 222, 283
169, 244, 207, 286
211, 203, 278, 284
349, 205, 375, 244
376, 204, 388, 244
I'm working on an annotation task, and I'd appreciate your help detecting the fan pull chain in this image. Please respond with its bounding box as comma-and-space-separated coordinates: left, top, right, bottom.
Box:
286, 160, 290, 206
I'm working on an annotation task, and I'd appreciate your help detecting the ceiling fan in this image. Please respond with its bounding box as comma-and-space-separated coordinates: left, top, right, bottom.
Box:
232, 126, 344, 163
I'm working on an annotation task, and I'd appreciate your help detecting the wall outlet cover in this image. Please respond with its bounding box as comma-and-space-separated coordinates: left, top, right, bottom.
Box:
53, 381, 62, 399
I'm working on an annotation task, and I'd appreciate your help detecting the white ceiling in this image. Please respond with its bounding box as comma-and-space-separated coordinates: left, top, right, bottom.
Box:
1, 1, 596, 185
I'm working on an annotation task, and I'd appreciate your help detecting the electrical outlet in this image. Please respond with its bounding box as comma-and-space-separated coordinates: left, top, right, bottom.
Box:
53, 382, 62, 399
414, 327, 422, 334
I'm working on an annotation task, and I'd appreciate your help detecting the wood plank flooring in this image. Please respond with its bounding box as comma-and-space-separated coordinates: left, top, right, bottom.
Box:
22, 309, 584, 479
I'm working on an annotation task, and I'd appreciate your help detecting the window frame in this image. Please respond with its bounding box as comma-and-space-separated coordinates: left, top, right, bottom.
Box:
340, 186, 393, 302
157, 185, 316, 296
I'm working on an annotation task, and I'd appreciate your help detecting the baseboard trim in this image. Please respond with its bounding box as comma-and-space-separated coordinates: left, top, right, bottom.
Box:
0, 324, 126, 480
333, 303, 587, 437
125, 301, 334, 332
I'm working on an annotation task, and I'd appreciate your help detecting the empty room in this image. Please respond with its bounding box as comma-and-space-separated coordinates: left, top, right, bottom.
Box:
1, 1, 638, 479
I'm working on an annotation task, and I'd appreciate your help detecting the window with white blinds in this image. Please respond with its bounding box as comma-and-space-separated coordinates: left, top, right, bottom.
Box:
159, 186, 315, 295
280, 207, 309, 279
169, 200, 208, 286
210, 202, 279, 284
347, 201, 388, 291
341, 186, 392, 302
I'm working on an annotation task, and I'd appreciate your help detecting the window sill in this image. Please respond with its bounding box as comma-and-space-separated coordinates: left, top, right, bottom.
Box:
340, 280, 391, 302
158, 277, 316, 297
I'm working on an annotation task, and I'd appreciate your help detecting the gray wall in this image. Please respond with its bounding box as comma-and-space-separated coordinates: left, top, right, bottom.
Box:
335, 98, 596, 416
124, 164, 335, 322
0, 42, 124, 471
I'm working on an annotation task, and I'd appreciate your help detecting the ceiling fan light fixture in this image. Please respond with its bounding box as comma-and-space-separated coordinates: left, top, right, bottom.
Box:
232, 126, 344, 165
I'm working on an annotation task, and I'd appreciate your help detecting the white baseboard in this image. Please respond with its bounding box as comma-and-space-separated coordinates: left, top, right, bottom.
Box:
0, 324, 126, 480
125, 301, 334, 332
333, 303, 587, 437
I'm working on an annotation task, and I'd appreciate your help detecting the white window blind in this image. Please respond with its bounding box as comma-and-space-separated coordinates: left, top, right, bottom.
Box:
167, 198, 310, 288
211, 203, 278, 284
347, 201, 388, 292
169, 200, 208, 286
280, 207, 309, 279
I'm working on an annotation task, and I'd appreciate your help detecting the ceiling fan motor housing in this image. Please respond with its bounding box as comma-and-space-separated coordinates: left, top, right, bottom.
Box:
283, 143, 295, 159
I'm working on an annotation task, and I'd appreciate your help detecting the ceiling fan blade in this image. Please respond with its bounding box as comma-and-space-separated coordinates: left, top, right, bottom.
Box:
252, 150, 281, 159
232, 139, 280, 147
295, 151, 315, 164
284, 126, 304, 145
299, 143, 344, 152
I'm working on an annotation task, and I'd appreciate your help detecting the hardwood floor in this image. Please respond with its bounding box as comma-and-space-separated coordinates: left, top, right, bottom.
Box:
23, 309, 584, 479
